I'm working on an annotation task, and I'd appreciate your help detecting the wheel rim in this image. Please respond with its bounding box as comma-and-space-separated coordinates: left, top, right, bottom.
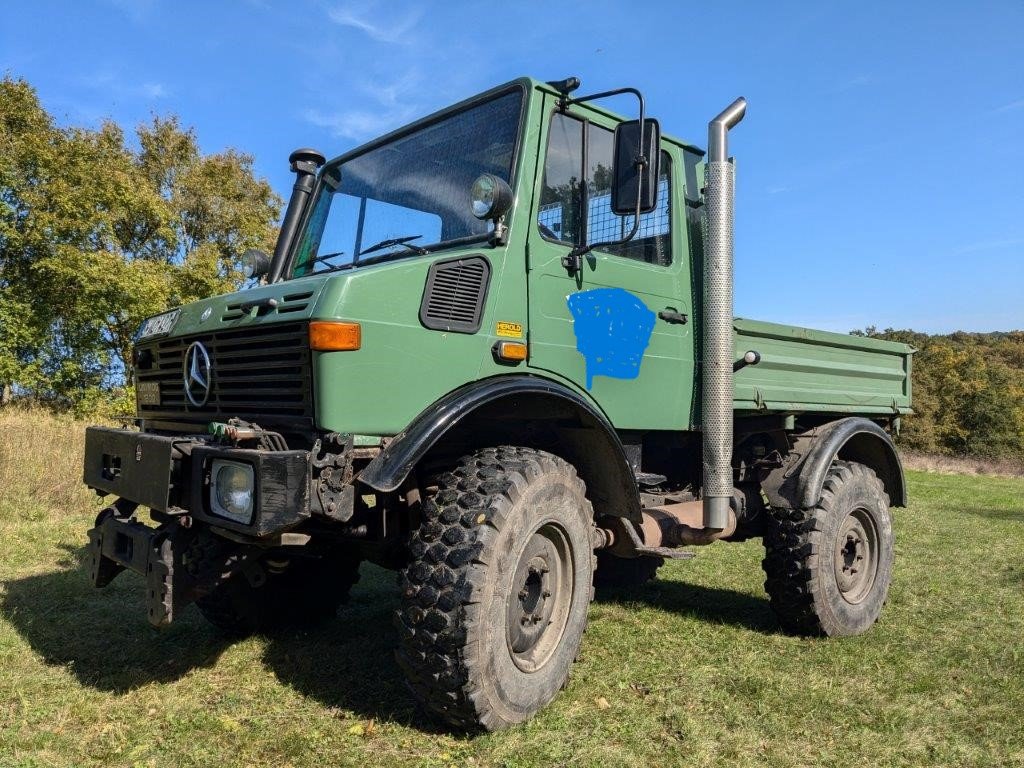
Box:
505, 521, 575, 673
833, 507, 879, 604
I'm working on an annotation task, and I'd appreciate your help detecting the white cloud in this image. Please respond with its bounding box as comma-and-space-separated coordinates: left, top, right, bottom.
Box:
78, 71, 168, 101
951, 236, 1024, 255
304, 68, 423, 141
141, 82, 168, 99
833, 74, 871, 93
328, 2, 422, 44
993, 98, 1024, 114
304, 106, 416, 141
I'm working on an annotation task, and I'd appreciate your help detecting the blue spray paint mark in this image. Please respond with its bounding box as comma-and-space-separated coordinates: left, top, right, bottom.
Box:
566, 287, 656, 389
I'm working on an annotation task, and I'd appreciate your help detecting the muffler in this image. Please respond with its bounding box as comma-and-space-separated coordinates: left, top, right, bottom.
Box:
702, 98, 747, 530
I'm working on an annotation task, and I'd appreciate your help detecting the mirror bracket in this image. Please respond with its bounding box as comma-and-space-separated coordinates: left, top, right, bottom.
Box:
490, 216, 509, 247
558, 86, 661, 272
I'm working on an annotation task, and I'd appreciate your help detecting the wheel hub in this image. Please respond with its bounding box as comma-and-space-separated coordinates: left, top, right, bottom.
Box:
833, 509, 878, 604
506, 522, 574, 672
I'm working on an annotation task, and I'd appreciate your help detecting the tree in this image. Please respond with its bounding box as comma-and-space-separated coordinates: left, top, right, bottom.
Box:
858, 327, 1024, 461
0, 76, 282, 412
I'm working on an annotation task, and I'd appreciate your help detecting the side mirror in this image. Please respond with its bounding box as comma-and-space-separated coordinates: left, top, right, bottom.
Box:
242, 249, 272, 280
611, 118, 661, 216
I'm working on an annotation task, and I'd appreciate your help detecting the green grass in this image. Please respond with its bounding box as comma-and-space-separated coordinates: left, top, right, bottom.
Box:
1, 412, 1023, 766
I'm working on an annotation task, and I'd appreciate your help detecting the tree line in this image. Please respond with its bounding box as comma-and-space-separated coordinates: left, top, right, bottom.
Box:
854, 328, 1024, 460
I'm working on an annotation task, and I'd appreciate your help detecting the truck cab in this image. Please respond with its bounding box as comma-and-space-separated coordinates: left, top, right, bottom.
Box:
83, 76, 912, 732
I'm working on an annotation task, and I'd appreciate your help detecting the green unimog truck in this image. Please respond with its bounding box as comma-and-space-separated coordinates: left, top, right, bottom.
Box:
82, 76, 912, 731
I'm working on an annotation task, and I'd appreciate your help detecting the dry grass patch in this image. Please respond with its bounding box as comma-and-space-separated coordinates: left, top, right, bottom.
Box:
901, 450, 1024, 479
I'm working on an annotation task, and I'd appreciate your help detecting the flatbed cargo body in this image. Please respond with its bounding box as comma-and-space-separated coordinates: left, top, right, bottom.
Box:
733, 318, 912, 416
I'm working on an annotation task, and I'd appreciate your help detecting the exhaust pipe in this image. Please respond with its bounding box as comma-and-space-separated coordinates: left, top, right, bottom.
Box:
266, 147, 326, 284
702, 98, 746, 529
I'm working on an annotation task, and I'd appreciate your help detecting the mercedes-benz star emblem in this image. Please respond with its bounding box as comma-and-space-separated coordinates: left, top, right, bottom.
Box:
183, 341, 212, 407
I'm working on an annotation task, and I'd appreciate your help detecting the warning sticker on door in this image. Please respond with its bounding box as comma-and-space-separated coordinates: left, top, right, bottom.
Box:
496, 321, 523, 338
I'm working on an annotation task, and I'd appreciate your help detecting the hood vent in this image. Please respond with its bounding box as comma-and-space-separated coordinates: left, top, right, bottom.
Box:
419, 255, 491, 334
222, 289, 315, 322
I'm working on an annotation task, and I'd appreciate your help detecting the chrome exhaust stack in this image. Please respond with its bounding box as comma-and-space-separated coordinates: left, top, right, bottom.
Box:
702, 98, 746, 529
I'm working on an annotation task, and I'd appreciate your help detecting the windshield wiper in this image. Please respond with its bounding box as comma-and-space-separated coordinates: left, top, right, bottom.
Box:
358, 235, 426, 257
306, 250, 347, 269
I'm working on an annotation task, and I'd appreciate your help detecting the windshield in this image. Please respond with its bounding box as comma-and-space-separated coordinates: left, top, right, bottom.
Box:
291, 88, 523, 277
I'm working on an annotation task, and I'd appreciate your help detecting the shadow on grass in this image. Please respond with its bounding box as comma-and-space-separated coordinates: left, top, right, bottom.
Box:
2, 552, 776, 731
258, 565, 449, 733
0, 553, 441, 731
0, 546, 231, 692
595, 577, 781, 634
964, 507, 1024, 523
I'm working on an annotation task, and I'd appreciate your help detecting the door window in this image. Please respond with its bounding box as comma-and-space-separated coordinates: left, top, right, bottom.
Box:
538, 112, 672, 266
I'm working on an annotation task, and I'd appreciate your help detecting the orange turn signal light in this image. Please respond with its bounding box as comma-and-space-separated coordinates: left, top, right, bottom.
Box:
309, 321, 361, 351
494, 341, 528, 362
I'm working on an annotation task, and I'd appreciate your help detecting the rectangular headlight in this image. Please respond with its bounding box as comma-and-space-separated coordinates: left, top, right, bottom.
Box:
210, 460, 255, 525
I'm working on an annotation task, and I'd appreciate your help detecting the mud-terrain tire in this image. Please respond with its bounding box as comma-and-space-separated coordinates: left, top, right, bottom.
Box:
594, 551, 663, 590
395, 447, 596, 731
196, 553, 360, 636
762, 460, 894, 637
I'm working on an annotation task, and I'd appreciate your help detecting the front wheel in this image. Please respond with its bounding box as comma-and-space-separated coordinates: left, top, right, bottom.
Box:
395, 447, 596, 731
762, 460, 894, 637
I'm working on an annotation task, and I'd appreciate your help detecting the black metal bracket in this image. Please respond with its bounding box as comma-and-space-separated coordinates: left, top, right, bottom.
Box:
658, 309, 688, 325
239, 297, 278, 315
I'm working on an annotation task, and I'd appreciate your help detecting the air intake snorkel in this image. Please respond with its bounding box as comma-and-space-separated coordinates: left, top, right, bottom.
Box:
266, 147, 326, 284
702, 98, 746, 530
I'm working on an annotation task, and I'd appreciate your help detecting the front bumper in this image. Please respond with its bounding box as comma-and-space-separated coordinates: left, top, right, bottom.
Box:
83, 426, 311, 537
82, 426, 314, 625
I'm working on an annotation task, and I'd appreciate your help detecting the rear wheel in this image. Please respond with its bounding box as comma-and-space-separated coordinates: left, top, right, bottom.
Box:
395, 447, 596, 731
196, 552, 360, 636
762, 460, 894, 636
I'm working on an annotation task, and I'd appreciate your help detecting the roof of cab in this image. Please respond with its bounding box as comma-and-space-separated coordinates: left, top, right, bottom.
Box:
322, 76, 703, 169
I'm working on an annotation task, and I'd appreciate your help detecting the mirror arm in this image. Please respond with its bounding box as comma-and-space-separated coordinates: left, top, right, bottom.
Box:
559, 87, 650, 276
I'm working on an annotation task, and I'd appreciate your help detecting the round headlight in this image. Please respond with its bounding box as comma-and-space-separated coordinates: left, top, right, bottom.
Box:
470, 173, 514, 220
212, 461, 254, 523
241, 248, 271, 279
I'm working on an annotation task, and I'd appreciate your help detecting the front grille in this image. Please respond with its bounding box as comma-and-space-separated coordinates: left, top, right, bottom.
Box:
135, 322, 312, 423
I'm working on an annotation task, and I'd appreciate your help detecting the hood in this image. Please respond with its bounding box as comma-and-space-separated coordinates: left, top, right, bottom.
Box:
162, 273, 331, 340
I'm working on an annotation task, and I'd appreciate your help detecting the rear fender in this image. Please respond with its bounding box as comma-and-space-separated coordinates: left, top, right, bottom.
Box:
761, 417, 907, 510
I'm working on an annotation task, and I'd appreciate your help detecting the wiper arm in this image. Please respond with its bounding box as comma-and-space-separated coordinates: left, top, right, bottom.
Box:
358, 235, 426, 257
306, 250, 347, 269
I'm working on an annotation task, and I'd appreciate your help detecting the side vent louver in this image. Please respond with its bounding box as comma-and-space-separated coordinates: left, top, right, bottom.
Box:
419, 255, 491, 334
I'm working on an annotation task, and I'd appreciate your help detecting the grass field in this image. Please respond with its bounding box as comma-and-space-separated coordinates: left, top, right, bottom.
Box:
1, 409, 1022, 767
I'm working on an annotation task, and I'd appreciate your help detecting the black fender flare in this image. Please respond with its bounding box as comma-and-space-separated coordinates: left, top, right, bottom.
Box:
761, 417, 907, 510
358, 375, 641, 521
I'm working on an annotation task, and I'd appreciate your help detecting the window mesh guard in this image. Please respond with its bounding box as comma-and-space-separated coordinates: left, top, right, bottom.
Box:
538, 177, 671, 265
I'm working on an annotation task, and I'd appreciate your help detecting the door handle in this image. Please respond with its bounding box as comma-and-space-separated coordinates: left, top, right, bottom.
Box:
658, 309, 688, 325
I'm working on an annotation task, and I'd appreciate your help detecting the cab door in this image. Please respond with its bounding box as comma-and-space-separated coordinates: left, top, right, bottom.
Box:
526, 96, 694, 430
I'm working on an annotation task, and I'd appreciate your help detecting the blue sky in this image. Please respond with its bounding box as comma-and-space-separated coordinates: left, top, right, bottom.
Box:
2, 0, 1022, 333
